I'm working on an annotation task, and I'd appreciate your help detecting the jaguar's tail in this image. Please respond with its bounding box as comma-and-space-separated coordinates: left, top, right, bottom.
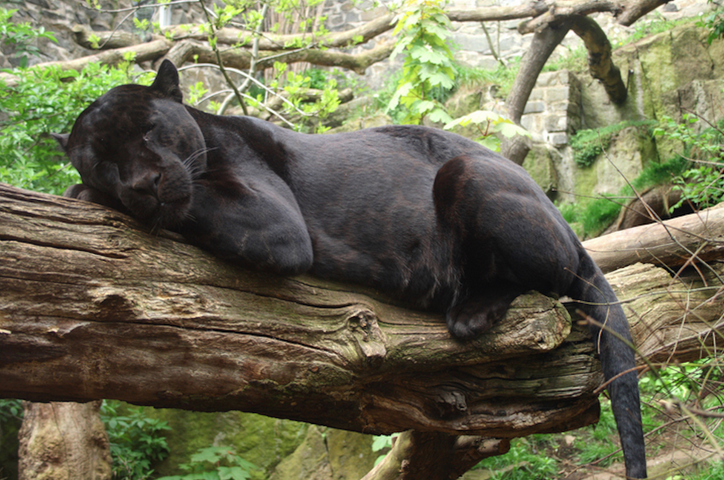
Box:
568, 250, 647, 479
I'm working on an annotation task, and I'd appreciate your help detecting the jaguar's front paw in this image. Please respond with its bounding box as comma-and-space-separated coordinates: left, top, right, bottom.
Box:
445, 291, 519, 340
63, 184, 125, 211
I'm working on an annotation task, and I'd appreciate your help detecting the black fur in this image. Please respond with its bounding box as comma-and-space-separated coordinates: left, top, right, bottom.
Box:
58, 60, 646, 478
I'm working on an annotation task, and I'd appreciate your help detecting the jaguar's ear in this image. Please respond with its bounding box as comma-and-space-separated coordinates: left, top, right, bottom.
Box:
150, 59, 183, 103
51, 133, 70, 153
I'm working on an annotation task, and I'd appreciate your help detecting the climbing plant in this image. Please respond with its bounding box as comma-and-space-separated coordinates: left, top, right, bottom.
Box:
386, 0, 456, 124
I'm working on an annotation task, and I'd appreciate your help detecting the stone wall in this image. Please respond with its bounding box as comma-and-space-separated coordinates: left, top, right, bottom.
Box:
521, 70, 582, 147
522, 19, 724, 204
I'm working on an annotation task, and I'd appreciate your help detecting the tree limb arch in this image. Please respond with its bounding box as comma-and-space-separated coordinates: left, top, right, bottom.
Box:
0, 183, 722, 437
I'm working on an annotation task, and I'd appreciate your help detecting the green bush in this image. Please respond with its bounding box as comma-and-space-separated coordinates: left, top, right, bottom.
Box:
654, 114, 724, 210
570, 120, 657, 168
101, 401, 171, 480
0, 61, 153, 195
0, 8, 55, 67
157, 445, 258, 480
1, 9, 155, 195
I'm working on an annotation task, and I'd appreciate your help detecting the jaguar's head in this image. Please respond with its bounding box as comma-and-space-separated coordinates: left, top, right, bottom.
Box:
55, 60, 208, 229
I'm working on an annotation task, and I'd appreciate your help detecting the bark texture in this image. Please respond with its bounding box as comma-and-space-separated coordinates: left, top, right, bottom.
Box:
0, 184, 592, 438
18, 401, 111, 480
2, 183, 723, 422
2, 183, 723, 480
501, 23, 572, 164
569, 15, 627, 104
583, 203, 724, 274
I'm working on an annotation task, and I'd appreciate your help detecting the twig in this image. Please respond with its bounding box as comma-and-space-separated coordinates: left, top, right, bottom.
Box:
197, 0, 248, 115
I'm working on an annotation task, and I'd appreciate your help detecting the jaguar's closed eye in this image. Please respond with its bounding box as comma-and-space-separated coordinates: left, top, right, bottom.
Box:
93, 161, 120, 185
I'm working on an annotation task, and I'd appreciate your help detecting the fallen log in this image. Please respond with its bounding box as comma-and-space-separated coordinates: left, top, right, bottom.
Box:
0, 182, 722, 437
584, 203, 724, 274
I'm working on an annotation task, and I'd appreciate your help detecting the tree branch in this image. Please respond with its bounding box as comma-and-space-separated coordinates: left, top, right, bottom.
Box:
583, 204, 724, 274
569, 15, 627, 104
1, 182, 722, 436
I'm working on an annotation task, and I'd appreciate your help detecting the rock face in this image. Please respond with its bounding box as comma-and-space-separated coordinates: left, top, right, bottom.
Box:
148, 409, 310, 478
269, 427, 375, 480
522, 21, 724, 204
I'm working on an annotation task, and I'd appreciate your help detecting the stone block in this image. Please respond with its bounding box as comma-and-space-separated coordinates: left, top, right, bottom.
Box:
524, 101, 546, 114
545, 115, 568, 132
520, 115, 535, 131
550, 101, 570, 113
453, 33, 490, 54
528, 89, 544, 101
547, 132, 569, 146
536, 72, 560, 88
546, 87, 570, 103
326, 13, 345, 28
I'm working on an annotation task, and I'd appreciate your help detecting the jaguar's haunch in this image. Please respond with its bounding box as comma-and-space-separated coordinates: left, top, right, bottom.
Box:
55, 60, 646, 478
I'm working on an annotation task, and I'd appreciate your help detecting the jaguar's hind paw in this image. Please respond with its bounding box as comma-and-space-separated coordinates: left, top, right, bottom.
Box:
445, 292, 519, 340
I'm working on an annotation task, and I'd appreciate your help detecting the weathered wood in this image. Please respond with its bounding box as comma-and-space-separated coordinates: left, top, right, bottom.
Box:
584, 203, 724, 274
0, 183, 592, 438
18, 401, 111, 480
72, 14, 398, 52
1, 183, 722, 440
361, 432, 511, 480
0, 39, 173, 88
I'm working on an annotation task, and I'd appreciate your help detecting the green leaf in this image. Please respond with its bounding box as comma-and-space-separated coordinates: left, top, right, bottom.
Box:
410, 46, 448, 65
413, 99, 436, 115
497, 122, 529, 138
427, 107, 453, 124
420, 69, 454, 89
218, 466, 252, 480
479, 135, 502, 152
372, 435, 392, 452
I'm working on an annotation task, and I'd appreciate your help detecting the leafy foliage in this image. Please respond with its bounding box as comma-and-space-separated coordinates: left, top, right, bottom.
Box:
0, 399, 22, 480
653, 114, 724, 210
100, 401, 171, 480
472, 434, 558, 480
445, 110, 528, 152
699, 4, 724, 44
473, 360, 724, 479
0, 57, 153, 195
157, 445, 258, 480
387, 0, 456, 124
0, 8, 56, 67
543, 43, 588, 74
0, 398, 23, 424
570, 120, 657, 168
371, 433, 400, 466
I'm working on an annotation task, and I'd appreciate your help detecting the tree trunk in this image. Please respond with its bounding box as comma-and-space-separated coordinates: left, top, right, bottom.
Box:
18, 401, 111, 480
569, 15, 627, 104
0, 183, 594, 438
361, 432, 510, 480
501, 23, 572, 164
